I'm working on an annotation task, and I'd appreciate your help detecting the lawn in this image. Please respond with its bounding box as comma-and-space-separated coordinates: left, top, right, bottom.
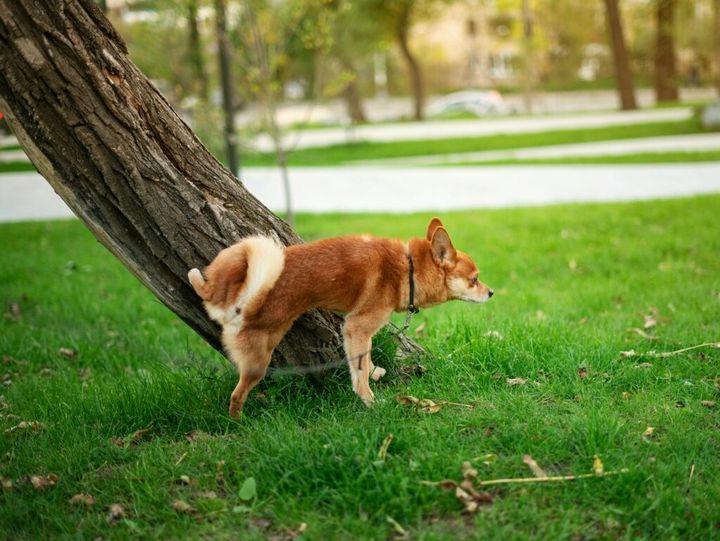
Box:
448, 150, 720, 166
244, 118, 706, 166
1, 196, 719, 540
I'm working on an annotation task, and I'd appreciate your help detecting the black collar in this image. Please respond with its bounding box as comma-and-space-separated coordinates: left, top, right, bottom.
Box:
407, 254, 419, 314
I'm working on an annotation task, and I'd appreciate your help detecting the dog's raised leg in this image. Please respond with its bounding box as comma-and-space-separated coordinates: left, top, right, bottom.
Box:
343, 312, 390, 406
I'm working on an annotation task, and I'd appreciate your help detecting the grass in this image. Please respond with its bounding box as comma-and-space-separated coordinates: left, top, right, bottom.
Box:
243, 118, 706, 166
0, 161, 34, 173
1, 196, 719, 539
448, 150, 720, 166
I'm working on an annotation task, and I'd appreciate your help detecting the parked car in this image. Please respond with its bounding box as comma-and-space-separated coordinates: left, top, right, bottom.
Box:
427, 90, 515, 117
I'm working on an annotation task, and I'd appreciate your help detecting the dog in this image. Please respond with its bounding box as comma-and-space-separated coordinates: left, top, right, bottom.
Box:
188, 218, 493, 418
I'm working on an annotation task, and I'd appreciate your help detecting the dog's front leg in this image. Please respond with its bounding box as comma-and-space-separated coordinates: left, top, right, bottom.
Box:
343, 313, 389, 406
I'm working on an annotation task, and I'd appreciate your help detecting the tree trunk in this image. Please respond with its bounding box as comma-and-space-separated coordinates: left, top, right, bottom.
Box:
214, 0, 240, 177
654, 0, 678, 102
604, 0, 638, 110
0, 0, 422, 370
714, 0, 720, 96
395, 1, 424, 121
187, 0, 209, 101
341, 62, 367, 124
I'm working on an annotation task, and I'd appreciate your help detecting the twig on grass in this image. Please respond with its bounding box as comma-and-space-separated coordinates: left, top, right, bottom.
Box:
621, 342, 720, 359
421, 468, 629, 488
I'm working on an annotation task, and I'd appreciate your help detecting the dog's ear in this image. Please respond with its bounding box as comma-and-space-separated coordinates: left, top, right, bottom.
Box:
430, 227, 456, 264
426, 217, 445, 240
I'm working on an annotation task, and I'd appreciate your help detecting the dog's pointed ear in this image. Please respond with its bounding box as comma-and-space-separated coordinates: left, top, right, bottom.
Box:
426, 217, 445, 240
430, 227, 456, 264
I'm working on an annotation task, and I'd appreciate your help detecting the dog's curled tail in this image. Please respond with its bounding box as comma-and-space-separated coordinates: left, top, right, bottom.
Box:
188, 268, 209, 300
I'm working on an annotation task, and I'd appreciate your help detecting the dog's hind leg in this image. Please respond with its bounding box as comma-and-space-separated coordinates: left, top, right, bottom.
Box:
224, 329, 273, 419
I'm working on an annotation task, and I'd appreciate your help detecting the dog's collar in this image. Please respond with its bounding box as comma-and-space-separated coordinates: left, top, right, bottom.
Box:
407, 254, 419, 314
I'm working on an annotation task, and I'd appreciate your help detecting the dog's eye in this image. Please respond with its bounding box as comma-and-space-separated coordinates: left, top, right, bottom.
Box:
470, 277, 478, 286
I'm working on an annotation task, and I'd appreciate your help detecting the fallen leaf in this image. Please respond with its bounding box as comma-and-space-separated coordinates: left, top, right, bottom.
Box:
593, 456, 604, 477
5, 302, 21, 319
643, 314, 657, 329
577, 366, 588, 379
523, 455, 548, 478
171, 499, 194, 513
475, 453, 498, 466
414, 322, 427, 336
238, 477, 257, 501
109, 437, 125, 448
396, 395, 442, 413
506, 377, 528, 386
377, 434, 393, 461
629, 328, 658, 340
620, 350, 637, 358
106, 503, 125, 524
4, 420, 46, 435
386, 516, 409, 539
30, 473, 59, 490
58, 347, 77, 359
621, 391, 631, 400
69, 493, 94, 507
642, 426, 655, 439
461, 461, 478, 479
286, 523, 308, 540
185, 430, 212, 443
178, 475, 192, 485
1, 477, 13, 490
199, 490, 219, 499
128, 425, 153, 445
484, 330, 504, 340
701, 400, 716, 408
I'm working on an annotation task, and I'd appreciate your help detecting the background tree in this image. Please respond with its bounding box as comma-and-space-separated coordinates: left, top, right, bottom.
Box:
0, 0, 421, 370
654, 0, 678, 102
604, 0, 638, 110
715, 0, 720, 94
186, 0, 209, 101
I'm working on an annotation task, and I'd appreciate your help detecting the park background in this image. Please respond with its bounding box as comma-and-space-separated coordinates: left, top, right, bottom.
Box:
1, 0, 720, 539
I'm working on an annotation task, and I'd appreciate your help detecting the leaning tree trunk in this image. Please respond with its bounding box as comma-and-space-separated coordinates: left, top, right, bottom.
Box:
654, 0, 678, 102
604, 0, 638, 110
713, 0, 720, 96
0, 0, 422, 368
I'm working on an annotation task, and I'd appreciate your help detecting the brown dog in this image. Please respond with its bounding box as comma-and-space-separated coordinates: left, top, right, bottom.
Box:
188, 218, 492, 417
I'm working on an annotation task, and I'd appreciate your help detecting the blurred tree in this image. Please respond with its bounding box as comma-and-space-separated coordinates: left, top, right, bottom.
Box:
187, 0, 209, 100
391, 0, 425, 120
654, 0, 678, 101
715, 0, 720, 94
215, 0, 240, 176
603, 0, 637, 109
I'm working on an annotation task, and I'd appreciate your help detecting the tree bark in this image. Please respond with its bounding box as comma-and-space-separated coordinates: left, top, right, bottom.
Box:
0, 0, 407, 370
395, 1, 425, 121
604, 0, 638, 110
654, 0, 678, 102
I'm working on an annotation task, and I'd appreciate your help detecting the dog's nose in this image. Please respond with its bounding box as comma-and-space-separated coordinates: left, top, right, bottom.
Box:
488, 289, 494, 298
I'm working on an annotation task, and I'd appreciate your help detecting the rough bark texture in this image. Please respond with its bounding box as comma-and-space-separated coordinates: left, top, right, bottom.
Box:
654, 0, 678, 102
604, 0, 638, 110
0, 0, 373, 369
395, 1, 425, 121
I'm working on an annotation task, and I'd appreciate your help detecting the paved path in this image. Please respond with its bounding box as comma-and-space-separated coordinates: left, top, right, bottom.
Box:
3, 164, 720, 221
357, 133, 720, 166
251, 108, 694, 152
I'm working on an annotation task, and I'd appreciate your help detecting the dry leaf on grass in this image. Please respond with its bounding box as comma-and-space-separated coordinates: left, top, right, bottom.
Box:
593, 456, 604, 477
4, 420, 46, 435
396, 395, 473, 413
1, 477, 13, 491
178, 475, 192, 485
171, 499, 194, 513
414, 322, 427, 336
642, 426, 655, 440
185, 430, 213, 443
58, 347, 77, 359
29, 474, 59, 490
484, 330, 504, 340
701, 400, 716, 408
461, 461, 478, 479
106, 503, 125, 524
506, 377, 528, 386
69, 493, 95, 507
522, 455, 548, 478
377, 434, 393, 462
386, 516, 409, 539
577, 366, 588, 379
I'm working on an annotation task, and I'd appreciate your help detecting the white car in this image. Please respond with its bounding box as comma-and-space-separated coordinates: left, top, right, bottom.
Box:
427, 90, 514, 117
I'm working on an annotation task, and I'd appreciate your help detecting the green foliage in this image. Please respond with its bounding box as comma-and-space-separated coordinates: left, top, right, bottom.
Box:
1, 196, 719, 538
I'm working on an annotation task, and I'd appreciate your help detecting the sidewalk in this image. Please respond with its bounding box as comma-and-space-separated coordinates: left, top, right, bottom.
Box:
3, 164, 720, 221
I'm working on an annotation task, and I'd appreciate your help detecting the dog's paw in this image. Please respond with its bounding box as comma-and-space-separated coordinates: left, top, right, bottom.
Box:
370, 366, 386, 381
360, 391, 376, 407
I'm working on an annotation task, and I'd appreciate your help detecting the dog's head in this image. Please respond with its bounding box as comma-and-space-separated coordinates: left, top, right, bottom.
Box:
426, 217, 493, 304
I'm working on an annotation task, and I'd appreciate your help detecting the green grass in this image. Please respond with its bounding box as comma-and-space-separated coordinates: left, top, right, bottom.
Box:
451, 150, 720, 166
2, 198, 720, 540
243, 118, 706, 166
0, 161, 34, 173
